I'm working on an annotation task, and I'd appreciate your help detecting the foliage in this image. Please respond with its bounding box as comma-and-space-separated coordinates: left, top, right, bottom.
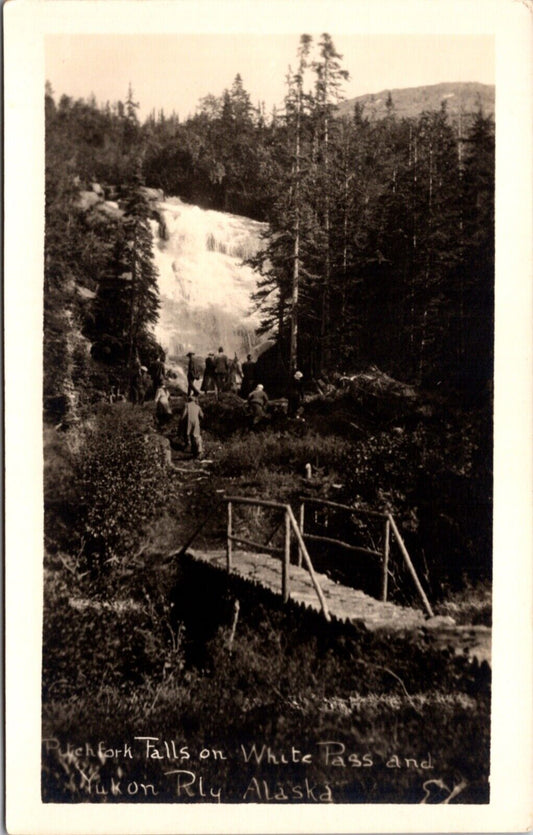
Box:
69, 405, 179, 573
42, 558, 490, 803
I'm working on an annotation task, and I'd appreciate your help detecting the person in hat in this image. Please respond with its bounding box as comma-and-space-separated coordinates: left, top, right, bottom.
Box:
186, 351, 203, 397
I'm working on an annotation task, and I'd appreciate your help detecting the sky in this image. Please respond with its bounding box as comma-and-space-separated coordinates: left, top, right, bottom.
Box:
45, 33, 494, 121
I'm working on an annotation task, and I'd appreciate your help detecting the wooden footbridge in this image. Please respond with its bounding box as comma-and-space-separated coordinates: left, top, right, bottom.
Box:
177, 495, 491, 664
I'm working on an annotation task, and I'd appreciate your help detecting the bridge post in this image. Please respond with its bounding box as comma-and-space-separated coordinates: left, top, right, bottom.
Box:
283, 508, 290, 603
226, 501, 233, 571
387, 513, 434, 617
298, 502, 305, 567
382, 518, 390, 601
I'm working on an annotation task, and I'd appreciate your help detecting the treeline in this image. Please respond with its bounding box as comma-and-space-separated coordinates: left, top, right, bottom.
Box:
44, 33, 494, 417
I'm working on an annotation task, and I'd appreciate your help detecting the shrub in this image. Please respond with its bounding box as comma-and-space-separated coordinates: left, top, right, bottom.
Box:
73, 404, 179, 573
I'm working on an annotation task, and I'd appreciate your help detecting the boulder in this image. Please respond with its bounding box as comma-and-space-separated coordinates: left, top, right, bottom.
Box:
141, 186, 165, 202
95, 201, 124, 220
77, 190, 101, 211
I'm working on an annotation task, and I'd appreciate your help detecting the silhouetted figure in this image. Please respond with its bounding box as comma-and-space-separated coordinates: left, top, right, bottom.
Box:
248, 384, 269, 426
186, 351, 202, 396
214, 347, 229, 398
150, 355, 166, 392
240, 354, 256, 399
288, 370, 304, 418
202, 352, 216, 393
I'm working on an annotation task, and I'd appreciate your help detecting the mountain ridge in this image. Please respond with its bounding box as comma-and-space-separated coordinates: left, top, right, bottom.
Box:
337, 81, 494, 123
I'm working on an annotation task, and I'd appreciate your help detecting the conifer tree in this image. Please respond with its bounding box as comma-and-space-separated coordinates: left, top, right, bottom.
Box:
311, 34, 349, 367
121, 167, 160, 383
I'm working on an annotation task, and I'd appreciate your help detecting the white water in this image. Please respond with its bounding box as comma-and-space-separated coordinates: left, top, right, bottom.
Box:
151, 198, 267, 359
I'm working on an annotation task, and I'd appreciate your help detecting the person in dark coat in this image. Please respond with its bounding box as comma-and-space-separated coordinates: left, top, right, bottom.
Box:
186, 352, 202, 397
248, 383, 269, 426
150, 355, 166, 392
201, 352, 216, 393
288, 370, 304, 418
214, 346, 229, 398
240, 354, 256, 399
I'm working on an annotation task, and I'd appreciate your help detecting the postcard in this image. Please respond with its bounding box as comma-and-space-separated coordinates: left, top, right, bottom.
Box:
4, 0, 532, 832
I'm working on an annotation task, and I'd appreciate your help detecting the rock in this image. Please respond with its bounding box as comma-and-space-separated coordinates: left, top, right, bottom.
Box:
141, 186, 165, 202
77, 190, 101, 211
91, 182, 105, 197
95, 201, 123, 220
424, 615, 457, 628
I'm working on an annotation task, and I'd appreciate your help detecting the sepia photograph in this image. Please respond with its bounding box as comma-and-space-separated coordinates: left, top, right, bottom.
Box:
4, 1, 532, 832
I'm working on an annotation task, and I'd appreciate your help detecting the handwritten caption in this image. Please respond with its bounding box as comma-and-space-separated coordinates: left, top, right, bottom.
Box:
43, 737, 439, 802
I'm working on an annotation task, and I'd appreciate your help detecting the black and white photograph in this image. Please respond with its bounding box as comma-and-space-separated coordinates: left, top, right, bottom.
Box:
4, 1, 532, 832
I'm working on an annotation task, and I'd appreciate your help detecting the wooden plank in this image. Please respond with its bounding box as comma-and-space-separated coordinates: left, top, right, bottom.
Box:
387, 513, 434, 617
303, 532, 381, 557
283, 509, 290, 603
300, 497, 387, 518
382, 518, 390, 601
227, 501, 233, 571
224, 495, 288, 510
298, 502, 305, 567
227, 535, 283, 556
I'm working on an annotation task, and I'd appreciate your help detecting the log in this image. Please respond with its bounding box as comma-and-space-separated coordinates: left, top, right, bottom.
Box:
286, 506, 331, 621
387, 513, 433, 617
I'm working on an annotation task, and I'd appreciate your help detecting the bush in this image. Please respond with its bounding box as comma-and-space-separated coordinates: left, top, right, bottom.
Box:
72, 404, 179, 574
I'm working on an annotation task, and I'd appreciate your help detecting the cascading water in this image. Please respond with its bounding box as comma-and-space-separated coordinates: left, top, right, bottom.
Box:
150, 197, 268, 360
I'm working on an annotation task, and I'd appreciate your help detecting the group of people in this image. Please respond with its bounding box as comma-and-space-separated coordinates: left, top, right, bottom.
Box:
121, 347, 307, 461
187, 347, 255, 399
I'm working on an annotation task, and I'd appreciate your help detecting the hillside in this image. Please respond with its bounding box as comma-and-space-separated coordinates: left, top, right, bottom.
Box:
338, 81, 495, 125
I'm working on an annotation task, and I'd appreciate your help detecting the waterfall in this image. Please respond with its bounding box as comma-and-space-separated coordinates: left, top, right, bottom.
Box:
150, 197, 267, 360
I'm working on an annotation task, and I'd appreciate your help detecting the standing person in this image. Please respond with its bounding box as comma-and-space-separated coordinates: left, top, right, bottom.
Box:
139, 366, 151, 402
150, 353, 166, 394
181, 395, 204, 459
247, 383, 269, 426
129, 356, 143, 404
214, 346, 229, 398
202, 352, 216, 393
186, 351, 202, 397
288, 370, 304, 418
155, 382, 173, 426
240, 354, 256, 399
229, 353, 243, 392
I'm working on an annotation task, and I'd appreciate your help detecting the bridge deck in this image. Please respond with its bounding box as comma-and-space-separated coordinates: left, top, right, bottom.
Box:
187, 547, 426, 631
186, 547, 491, 665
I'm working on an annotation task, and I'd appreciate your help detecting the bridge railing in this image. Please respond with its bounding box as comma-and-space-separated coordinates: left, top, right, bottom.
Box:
298, 497, 433, 617
224, 496, 331, 621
